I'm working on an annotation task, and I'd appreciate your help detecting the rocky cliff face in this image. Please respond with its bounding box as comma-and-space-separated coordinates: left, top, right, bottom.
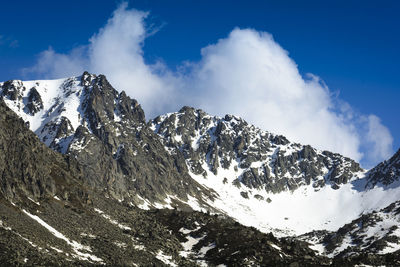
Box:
65, 73, 209, 204
366, 149, 400, 188
151, 106, 363, 194
0, 73, 211, 207
298, 200, 400, 266
0, 100, 85, 203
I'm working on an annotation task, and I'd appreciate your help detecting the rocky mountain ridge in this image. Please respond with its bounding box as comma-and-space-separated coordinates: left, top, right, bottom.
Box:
151, 106, 363, 193
0, 99, 341, 266
0, 72, 212, 207
366, 149, 400, 188
1, 72, 400, 265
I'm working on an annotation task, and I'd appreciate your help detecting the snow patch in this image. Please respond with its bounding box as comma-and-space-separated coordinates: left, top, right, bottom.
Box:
186, 163, 400, 237
0, 220, 12, 231
198, 243, 215, 257
94, 208, 131, 231
27, 197, 40, 206
155, 250, 177, 266
23, 209, 103, 263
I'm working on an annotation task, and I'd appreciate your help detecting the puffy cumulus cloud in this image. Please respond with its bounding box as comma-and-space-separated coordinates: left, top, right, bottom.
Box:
88, 4, 180, 116
23, 46, 87, 78
24, 3, 180, 116
24, 3, 393, 167
183, 28, 393, 167
186, 29, 362, 160
365, 115, 394, 165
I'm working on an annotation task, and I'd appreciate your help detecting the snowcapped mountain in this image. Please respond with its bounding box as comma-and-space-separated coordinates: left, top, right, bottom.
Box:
0, 100, 331, 266
151, 106, 363, 193
0, 72, 143, 153
150, 106, 400, 236
366, 148, 400, 188
0, 72, 212, 206
1, 72, 400, 265
298, 200, 400, 263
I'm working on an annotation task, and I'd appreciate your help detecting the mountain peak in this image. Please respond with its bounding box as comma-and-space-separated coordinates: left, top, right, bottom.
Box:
151, 107, 363, 193
366, 148, 400, 188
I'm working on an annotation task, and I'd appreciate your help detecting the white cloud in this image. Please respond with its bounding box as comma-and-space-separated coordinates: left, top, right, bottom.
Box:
184, 29, 362, 160
88, 3, 180, 116
23, 46, 86, 78
23, 3, 393, 167
23, 3, 180, 116
365, 115, 394, 165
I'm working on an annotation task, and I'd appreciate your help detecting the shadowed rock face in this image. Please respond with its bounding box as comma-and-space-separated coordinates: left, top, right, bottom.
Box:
0, 100, 85, 203
366, 149, 400, 188
66, 73, 211, 204
0, 80, 24, 101
26, 87, 43, 115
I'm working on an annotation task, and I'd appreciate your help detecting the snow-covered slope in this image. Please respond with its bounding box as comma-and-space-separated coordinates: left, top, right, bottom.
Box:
150, 106, 364, 193
0, 75, 90, 152
299, 200, 400, 257
185, 168, 400, 236
150, 107, 400, 236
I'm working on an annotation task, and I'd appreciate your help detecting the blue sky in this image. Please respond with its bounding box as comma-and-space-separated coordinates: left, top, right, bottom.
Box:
0, 0, 399, 166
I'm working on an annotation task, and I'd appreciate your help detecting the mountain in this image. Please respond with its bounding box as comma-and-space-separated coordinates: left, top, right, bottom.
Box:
295, 152, 400, 262
0, 72, 213, 207
150, 106, 400, 237
366, 149, 400, 188
0, 98, 332, 266
1, 72, 400, 265
151, 106, 362, 192
301, 200, 400, 257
